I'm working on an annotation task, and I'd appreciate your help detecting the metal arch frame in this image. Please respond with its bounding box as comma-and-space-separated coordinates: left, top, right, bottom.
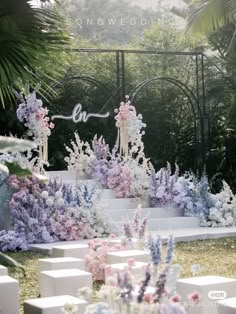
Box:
61, 48, 208, 169
51, 75, 116, 113
129, 76, 200, 148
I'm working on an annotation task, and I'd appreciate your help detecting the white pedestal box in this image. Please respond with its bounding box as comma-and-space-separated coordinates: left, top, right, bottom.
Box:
107, 250, 150, 264
217, 298, 236, 314
38, 257, 85, 294
0, 276, 19, 314
105, 261, 148, 284
24, 295, 88, 314
38, 257, 85, 272
52, 244, 89, 259
39, 269, 92, 299
0, 265, 8, 276
177, 276, 236, 314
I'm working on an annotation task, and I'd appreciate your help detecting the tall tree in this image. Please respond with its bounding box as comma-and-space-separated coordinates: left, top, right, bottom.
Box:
0, 0, 69, 108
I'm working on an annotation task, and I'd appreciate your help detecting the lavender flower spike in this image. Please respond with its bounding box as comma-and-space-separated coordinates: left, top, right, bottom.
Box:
149, 236, 162, 266
166, 235, 175, 264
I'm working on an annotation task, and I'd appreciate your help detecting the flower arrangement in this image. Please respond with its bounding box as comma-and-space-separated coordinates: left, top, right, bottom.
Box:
148, 162, 180, 208
174, 173, 215, 222
82, 236, 191, 314
65, 132, 96, 177
0, 230, 28, 252
16, 91, 54, 163
205, 181, 236, 227
0, 176, 114, 251
114, 96, 146, 156
85, 237, 124, 282
123, 204, 149, 242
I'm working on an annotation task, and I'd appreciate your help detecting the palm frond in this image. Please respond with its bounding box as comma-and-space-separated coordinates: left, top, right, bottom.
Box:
227, 0, 236, 15
0, 0, 70, 109
186, 0, 227, 34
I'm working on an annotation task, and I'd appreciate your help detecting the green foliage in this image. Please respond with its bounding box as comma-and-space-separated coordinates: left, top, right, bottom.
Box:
0, 136, 35, 153
5, 163, 31, 177
0, 0, 70, 108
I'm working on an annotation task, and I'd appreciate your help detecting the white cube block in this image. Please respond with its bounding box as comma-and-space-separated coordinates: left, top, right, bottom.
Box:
0, 265, 8, 276
0, 276, 19, 314
107, 250, 150, 264
38, 257, 85, 294
24, 295, 88, 314
38, 257, 85, 272
177, 276, 236, 314
217, 298, 236, 314
39, 269, 92, 298
105, 261, 148, 284
52, 244, 89, 259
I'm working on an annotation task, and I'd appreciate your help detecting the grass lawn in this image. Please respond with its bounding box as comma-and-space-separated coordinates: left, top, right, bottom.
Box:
4, 237, 236, 313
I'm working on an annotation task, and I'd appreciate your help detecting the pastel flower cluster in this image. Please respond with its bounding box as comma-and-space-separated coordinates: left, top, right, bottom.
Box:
123, 204, 148, 240
0, 176, 114, 251
0, 230, 28, 252
85, 237, 124, 282
114, 97, 146, 146
65, 132, 96, 176
83, 236, 194, 314
16, 92, 54, 146
205, 181, 236, 227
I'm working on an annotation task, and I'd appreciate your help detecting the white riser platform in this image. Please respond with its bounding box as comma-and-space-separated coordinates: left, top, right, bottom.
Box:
96, 189, 117, 199
105, 198, 148, 210
147, 217, 201, 230
109, 207, 184, 220
116, 217, 200, 231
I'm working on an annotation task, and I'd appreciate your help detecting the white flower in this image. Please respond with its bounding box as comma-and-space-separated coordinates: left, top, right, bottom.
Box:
46, 198, 54, 206
62, 303, 78, 314
41, 191, 49, 199
57, 198, 64, 206
78, 287, 92, 301
226, 216, 234, 225
55, 190, 63, 199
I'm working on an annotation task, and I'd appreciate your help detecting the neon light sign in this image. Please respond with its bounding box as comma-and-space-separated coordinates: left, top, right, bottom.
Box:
51, 103, 110, 123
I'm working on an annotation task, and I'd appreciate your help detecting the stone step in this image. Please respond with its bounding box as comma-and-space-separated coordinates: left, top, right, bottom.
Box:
0, 276, 19, 314
39, 269, 92, 298
109, 207, 184, 220
0, 265, 8, 276
116, 217, 200, 231
52, 244, 89, 259
177, 276, 236, 314
24, 295, 88, 314
217, 297, 236, 314
47, 170, 90, 181
147, 216, 201, 230
107, 250, 150, 264
96, 189, 117, 199
105, 198, 148, 211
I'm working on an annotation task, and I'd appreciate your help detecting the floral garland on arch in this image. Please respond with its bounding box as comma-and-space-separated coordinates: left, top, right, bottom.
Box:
16, 91, 55, 170
114, 96, 146, 156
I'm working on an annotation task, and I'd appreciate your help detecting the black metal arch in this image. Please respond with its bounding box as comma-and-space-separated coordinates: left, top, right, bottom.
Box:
129, 77, 201, 118
55, 48, 208, 170
51, 75, 115, 113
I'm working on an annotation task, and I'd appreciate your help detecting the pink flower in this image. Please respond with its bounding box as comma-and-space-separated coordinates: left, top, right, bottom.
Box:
109, 234, 116, 238
144, 294, 153, 304
105, 266, 114, 276
188, 291, 201, 304
49, 122, 55, 129
127, 258, 135, 267
170, 294, 182, 303
114, 244, 122, 250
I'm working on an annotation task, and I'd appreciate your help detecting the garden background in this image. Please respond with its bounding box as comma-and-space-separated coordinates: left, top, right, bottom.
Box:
0, 0, 236, 192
